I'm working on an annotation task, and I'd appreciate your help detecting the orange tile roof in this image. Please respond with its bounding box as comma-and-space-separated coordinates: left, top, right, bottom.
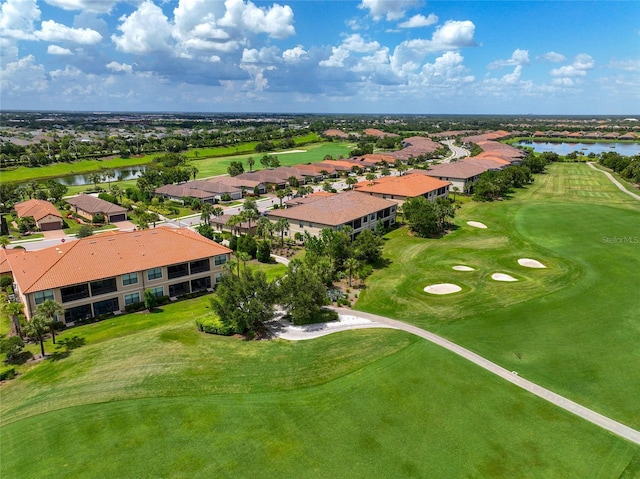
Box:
315, 160, 358, 171
15, 199, 62, 222
267, 190, 395, 227
353, 173, 450, 198
8, 228, 231, 294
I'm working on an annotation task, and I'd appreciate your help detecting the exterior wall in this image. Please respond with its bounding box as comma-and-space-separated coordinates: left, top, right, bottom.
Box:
362, 186, 450, 204
22, 252, 231, 324
269, 205, 397, 240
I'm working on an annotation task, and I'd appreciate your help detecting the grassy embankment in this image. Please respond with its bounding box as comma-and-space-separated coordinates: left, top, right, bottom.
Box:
358, 162, 640, 428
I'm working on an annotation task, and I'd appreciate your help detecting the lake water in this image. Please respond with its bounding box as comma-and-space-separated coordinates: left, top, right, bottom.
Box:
515, 142, 640, 157
57, 166, 148, 186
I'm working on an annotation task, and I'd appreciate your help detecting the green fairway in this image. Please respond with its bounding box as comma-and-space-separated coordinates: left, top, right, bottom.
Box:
2, 162, 639, 478
1, 296, 637, 478
358, 163, 640, 427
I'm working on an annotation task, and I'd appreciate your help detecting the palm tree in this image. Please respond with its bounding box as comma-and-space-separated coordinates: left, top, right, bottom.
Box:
344, 257, 360, 287
0, 236, 10, 249
274, 218, 290, 247
200, 203, 214, 225
365, 173, 376, 185
247, 156, 255, 172
191, 166, 199, 181
103, 169, 116, 188
225, 214, 242, 236
88, 173, 102, 190
256, 216, 272, 241
241, 209, 258, 234
236, 252, 251, 272
36, 299, 64, 345
224, 258, 239, 277
23, 312, 50, 358
110, 184, 123, 203
346, 177, 358, 190
2, 301, 24, 338
451, 186, 460, 202
212, 206, 224, 218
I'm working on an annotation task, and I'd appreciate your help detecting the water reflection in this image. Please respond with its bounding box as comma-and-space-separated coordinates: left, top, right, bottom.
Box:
56, 166, 148, 186
515, 142, 640, 157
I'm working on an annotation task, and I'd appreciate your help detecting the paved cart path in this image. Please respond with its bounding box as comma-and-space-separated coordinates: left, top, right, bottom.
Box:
587, 162, 640, 201
268, 307, 640, 446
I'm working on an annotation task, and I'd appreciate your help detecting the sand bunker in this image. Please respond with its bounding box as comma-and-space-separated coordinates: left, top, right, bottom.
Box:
424, 283, 462, 294
518, 258, 546, 269
467, 221, 487, 229
491, 273, 518, 282
452, 265, 475, 271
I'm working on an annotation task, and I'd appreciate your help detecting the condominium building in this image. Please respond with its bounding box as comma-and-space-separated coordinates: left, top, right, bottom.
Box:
7, 228, 231, 324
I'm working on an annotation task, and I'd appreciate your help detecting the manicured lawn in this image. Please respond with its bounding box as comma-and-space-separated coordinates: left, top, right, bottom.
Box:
358, 163, 640, 428
1, 295, 637, 478
2, 163, 639, 477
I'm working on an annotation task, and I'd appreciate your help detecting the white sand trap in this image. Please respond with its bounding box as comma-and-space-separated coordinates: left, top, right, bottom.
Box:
452, 265, 475, 271
491, 273, 519, 282
467, 221, 487, 229
276, 149, 307, 154
424, 283, 462, 294
518, 258, 546, 269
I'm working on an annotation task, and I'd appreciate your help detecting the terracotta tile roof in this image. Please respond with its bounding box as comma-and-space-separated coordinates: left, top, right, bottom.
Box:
350, 154, 395, 166
285, 191, 333, 206
267, 190, 395, 227
421, 161, 488, 179
155, 184, 218, 199
363, 128, 399, 138
156, 180, 241, 198
323, 129, 349, 138
315, 160, 358, 171
212, 176, 264, 189
0, 248, 21, 275
295, 164, 336, 175
7, 228, 231, 294
353, 173, 450, 197
15, 199, 62, 222
389, 136, 442, 160
66, 194, 127, 215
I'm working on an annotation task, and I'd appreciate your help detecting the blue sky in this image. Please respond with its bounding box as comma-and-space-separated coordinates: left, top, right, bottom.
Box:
1, 0, 638, 114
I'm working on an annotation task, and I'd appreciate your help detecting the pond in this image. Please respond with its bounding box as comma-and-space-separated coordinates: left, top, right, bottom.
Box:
56, 166, 149, 186
515, 141, 640, 157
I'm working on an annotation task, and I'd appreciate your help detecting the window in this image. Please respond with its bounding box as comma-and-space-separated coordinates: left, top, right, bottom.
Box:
61, 284, 90, 303
190, 258, 210, 274
214, 255, 227, 266
147, 267, 162, 281
122, 272, 138, 286
168, 263, 189, 280
299, 221, 304, 228
169, 281, 190, 297
370, 213, 376, 221
191, 276, 211, 292
90, 278, 117, 296
64, 304, 92, 323
363, 215, 368, 223
93, 298, 119, 316
149, 286, 164, 298
34, 289, 54, 305
124, 292, 140, 306
215, 273, 223, 284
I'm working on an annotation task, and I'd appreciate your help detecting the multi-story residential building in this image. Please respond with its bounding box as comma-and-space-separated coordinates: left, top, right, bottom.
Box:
353, 173, 450, 204
266, 190, 397, 239
6, 228, 231, 325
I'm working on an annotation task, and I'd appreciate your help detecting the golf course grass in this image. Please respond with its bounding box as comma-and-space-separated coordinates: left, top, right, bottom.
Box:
358, 163, 640, 428
1, 162, 639, 478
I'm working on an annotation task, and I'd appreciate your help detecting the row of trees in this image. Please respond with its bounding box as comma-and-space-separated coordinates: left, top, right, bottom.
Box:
403, 197, 457, 237
472, 165, 535, 201
599, 152, 640, 183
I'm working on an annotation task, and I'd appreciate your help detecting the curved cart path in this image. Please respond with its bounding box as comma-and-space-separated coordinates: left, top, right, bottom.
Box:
587, 162, 640, 201
271, 307, 640, 445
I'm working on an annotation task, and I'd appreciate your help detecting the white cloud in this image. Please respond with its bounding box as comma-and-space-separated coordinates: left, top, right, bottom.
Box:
106, 61, 133, 73
43, 0, 119, 13
0, 0, 40, 40
398, 13, 438, 29
218, 0, 295, 39
112, 0, 173, 54
36, 20, 102, 44
419, 51, 474, 84
538, 51, 566, 63
0, 54, 47, 94
320, 34, 381, 67
502, 65, 522, 84
551, 54, 595, 78
431, 20, 476, 49
47, 44, 73, 55
608, 59, 640, 72
359, 0, 421, 21
488, 49, 530, 69
241, 46, 279, 64
283, 46, 308, 63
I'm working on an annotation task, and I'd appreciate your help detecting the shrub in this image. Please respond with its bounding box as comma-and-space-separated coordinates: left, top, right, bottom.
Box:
156, 295, 170, 306
0, 366, 16, 381
124, 301, 146, 313
196, 316, 233, 336
0, 276, 13, 290
256, 240, 271, 263
228, 235, 238, 251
